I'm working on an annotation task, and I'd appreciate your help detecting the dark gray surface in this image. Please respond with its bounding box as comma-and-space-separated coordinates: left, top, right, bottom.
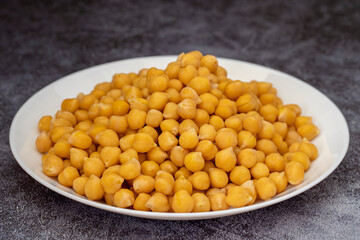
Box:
1, 0, 359, 239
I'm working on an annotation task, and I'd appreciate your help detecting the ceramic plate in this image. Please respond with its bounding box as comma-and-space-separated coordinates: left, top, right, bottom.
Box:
9, 56, 349, 220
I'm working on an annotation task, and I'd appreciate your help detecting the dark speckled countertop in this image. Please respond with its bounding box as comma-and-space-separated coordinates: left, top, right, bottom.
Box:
1, 0, 359, 239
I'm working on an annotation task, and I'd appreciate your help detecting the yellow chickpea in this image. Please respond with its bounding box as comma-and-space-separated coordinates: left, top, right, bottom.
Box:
188, 171, 210, 190
145, 192, 170, 212
259, 104, 279, 123
170, 146, 189, 167
198, 124, 216, 141
138, 126, 158, 143
209, 168, 228, 188
215, 99, 237, 119
210, 192, 228, 211
241, 180, 257, 205
165, 62, 181, 79
177, 98, 197, 119
179, 128, 199, 149
258, 120, 275, 140
230, 166, 251, 185
209, 115, 225, 131
289, 152, 310, 170
256, 139, 277, 155
180, 52, 201, 68
297, 123, 320, 140
112, 73, 131, 89
200, 55, 218, 73
192, 193, 211, 212
100, 173, 124, 194
119, 134, 135, 152
174, 167, 192, 179
269, 172, 288, 193
198, 93, 219, 114
184, 152, 205, 172
158, 131, 178, 151
61, 98, 80, 113
237, 130, 257, 149
155, 171, 175, 195
38, 115, 53, 132
36, 132, 53, 153
195, 140, 218, 161
236, 93, 260, 113
84, 175, 104, 200
250, 162, 270, 179
163, 102, 180, 120
160, 160, 179, 175
58, 166, 80, 187
100, 146, 121, 168
298, 140, 318, 161
148, 74, 169, 93
133, 175, 155, 194
224, 115, 243, 133
141, 161, 160, 177
120, 148, 141, 166
174, 175, 193, 194
127, 109, 147, 130
95, 129, 119, 147
278, 107, 297, 125
132, 133, 156, 153
147, 147, 168, 164
224, 80, 244, 100
69, 148, 88, 170
160, 119, 179, 136
285, 161, 305, 185
172, 189, 195, 213
133, 193, 151, 211
255, 177, 277, 200
72, 176, 89, 195
215, 130, 238, 149
42, 154, 64, 177
225, 186, 253, 208
215, 147, 237, 172
83, 157, 105, 177
178, 119, 199, 135
237, 148, 257, 168
178, 65, 198, 85
114, 189, 135, 208
168, 79, 183, 92
265, 153, 285, 172
118, 158, 141, 180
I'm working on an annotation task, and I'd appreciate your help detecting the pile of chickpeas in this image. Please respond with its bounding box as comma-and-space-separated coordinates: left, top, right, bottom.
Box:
35, 51, 320, 213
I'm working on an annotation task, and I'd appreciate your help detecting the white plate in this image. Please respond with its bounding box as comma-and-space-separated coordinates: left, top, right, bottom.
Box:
9, 56, 349, 220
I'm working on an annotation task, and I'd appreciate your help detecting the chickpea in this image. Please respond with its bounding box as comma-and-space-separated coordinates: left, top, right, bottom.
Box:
224, 115, 243, 133
141, 161, 160, 178
170, 146, 188, 167
195, 140, 218, 160
230, 166, 251, 185
179, 119, 199, 135
158, 131, 178, 151
112, 73, 131, 89
118, 158, 141, 180
269, 172, 288, 193
285, 160, 305, 185
259, 104, 279, 123
285, 130, 302, 146
255, 177, 277, 200
42, 154, 64, 177
250, 162, 270, 179
210, 192, 228, 211
108, 115, 128, 134
180, 52, 200, 68
188, 171, 210, 190
84, 175, 104, 200
83, 157, 105, 177
102, 165, 121, 177
198, 93, 219, 114
256, 139, 277, 155
238, 130, 256, 149
38, 115, 53, 133
163, 102, 180, 120
237, 148, 257, 168
193, 109, 210, 127
225, 186, 253, 208
258, 120, 275, 140
133, 193, 151, 211
241, 180, 257, 205
200, 55, 218, 73
165, 62, 181, 79
215, 99, 237, 120
179, 128, 199, 149
289, 152, 310, 170
265, 153, 285, 172
100, 146, 121, 168
236, 93, 259, 113
209, 168, 228, 188
184, 152, 205, 172
224, 80, 244, 100
132, 133, 156, 153
172, 189, 195, 213
147, 147, 168, 164
178, 65, 198, 85
95, 129, 119, 147
72, 176, 89, 195
145, 192, 170, 212
74, 120, 92, 132
160, 160, 179, 175
174, 167, 192, 179
298, 140, 318, 161
36, 132, 53, 153
215, 130, 238, 149
209, 115, 225, 131
198, 124, 216, 141
174, 175, 193, 194
100, 173, 124, 194
155, 171, 175, 195
168, 79, 183, 92
278, 107, 297, 125
119, 134, 135, 152
192, 193, 211, 212
69, 148, 88, 169
160, 119, 179, 136
127, 109, 146, 130
215, 147, 237, 172
297, 123, 320, 140
202, 161, 216, 174
61, 98, 80, 113
133, 175, 155, 194
177, 98, 197, 119
114, 189, 135, 208
188, 76, 211, 95
148, 74, 169, 93
58, 166, 80, 187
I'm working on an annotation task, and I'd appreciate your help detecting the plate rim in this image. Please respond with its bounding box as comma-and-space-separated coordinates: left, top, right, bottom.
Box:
9, 55, 350, 220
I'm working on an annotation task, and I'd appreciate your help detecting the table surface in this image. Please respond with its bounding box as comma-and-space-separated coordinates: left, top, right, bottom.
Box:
1, 0, 359, 239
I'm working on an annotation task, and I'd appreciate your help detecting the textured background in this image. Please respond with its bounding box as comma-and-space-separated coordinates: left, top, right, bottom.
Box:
1, 0, 359, 239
